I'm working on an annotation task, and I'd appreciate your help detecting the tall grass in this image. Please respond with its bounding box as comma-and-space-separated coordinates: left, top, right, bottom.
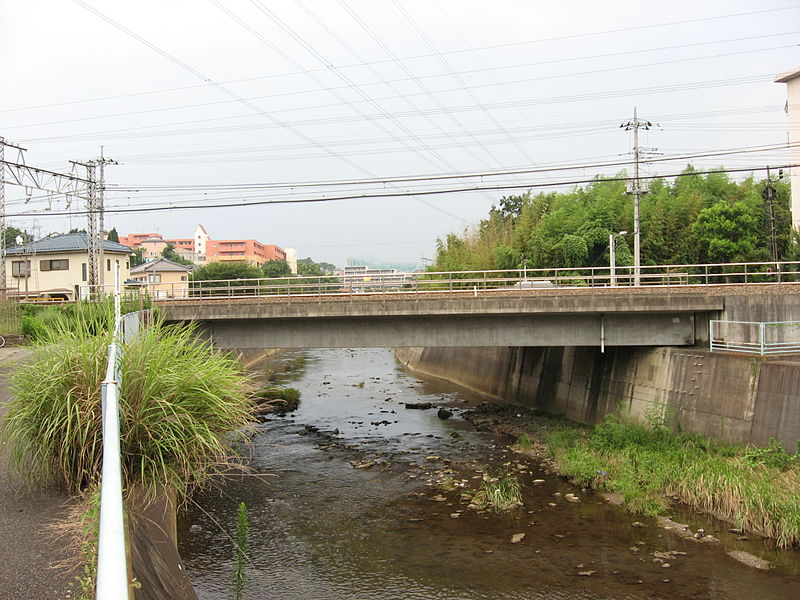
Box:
232, 502, 249, 600
20, 297, 151, 342
2, 315, 254, 499
540, 415, 800, 547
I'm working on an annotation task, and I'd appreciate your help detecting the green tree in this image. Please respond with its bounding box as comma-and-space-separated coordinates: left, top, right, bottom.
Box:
191, 262, 262, 281
190, 262, 263, 296
690, 201, 762, 264
107, 227, 119, 243
4, 226, 27, 247
297, 260, 323, 277
262, 259, 292, 278
130, 248, 146, 268
161, 243, 193, 265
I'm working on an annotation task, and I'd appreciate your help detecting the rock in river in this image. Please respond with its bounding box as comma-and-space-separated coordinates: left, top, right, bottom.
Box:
437, 407, 453, 420
405, 402, 433, 410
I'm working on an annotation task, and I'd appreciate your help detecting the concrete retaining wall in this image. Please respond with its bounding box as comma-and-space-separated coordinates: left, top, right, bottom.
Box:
397, 345, 800, 450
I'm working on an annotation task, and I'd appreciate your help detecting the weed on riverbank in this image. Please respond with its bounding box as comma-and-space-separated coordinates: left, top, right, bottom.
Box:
536, 415, 800, 548
467, 470, 523, 511
2, 317, 254, 499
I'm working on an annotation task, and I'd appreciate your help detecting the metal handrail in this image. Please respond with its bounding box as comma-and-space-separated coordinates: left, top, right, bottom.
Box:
95, 266, 130, 599
710, 319, 800, 356
78, 259, 800, 303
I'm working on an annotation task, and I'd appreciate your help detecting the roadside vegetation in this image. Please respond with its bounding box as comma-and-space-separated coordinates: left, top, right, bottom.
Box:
3, 310, 253, 498
431, 170, 794, 274
523, 414, 800, 548
19, 297, 150, 343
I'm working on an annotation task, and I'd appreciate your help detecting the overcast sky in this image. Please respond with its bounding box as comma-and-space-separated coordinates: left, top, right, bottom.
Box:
2, 0, 798, 268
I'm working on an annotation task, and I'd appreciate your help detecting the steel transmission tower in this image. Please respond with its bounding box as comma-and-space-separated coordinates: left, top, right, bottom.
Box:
1, 137, 68, 296
0, 138, 26, 297
621, 108, 652, 286
72, 154, 115, 294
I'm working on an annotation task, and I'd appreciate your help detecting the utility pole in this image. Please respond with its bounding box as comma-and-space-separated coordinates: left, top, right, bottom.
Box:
71, 154, 115, 296
621, 108, 652, 286
763, 166, 785, 279
0, 138, 26, 298
72, 160, 99, 294
97, 149, 118, 290
0, 137, 93, 296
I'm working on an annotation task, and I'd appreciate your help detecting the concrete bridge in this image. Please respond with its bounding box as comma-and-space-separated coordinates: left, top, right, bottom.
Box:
159, 287, 732, 349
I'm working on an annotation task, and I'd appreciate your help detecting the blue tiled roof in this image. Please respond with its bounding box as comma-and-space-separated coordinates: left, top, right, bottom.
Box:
5, 233, 133, 255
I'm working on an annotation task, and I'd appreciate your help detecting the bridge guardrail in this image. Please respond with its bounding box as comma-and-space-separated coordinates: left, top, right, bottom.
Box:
710, 319, 800, 355
79, 260, 800, 303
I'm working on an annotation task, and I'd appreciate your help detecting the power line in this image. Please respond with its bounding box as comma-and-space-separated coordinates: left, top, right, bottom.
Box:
16, 73, 775, 145
8, 163, 797, 219
71, 0, 379, 179
11, 142, 793, 212
8, 40, 789, 132
107, 142, 797, 192
3, 8, 795, 115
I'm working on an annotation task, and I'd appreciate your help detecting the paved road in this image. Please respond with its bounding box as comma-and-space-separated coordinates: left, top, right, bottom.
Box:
0, 346, 73, 600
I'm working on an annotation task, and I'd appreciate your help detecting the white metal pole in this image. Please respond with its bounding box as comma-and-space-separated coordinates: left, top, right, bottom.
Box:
609, 234, 616, 287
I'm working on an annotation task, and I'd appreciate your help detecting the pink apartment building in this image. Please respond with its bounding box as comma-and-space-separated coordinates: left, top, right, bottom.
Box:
119, 225, 285, 266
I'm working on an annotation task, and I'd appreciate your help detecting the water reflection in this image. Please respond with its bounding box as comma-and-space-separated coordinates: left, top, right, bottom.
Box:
179, 348, 800, 600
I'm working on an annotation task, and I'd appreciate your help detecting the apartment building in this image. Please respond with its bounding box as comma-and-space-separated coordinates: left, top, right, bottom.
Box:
205, 240, 286, 265
120, 224, 284, 267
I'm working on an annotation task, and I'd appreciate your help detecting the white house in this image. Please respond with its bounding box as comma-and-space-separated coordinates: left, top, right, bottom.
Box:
4, 232, 133, 301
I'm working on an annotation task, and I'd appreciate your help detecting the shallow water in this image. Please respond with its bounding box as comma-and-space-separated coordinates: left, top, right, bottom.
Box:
178, 347, 800, 599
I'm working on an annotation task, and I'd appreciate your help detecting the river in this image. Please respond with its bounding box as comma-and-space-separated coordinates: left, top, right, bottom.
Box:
178, 347, 800, 599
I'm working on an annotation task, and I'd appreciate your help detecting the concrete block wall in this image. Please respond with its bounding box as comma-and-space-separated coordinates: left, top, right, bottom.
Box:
398, 344, 800, 451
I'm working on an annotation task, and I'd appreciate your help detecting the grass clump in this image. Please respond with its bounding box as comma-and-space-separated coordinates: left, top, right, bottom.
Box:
2, 316, 254, 499
232, 502, 250, 600
468, 470, 522, 511
538, 414, 800, 547
254, 386, 301, 414
513, 433, 533, 451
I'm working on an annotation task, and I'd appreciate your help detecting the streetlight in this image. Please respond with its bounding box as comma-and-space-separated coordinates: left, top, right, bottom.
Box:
609, 231, 628, 287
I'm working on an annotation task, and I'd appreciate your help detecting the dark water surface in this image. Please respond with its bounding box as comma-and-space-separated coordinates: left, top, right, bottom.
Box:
178, 348, 800, 600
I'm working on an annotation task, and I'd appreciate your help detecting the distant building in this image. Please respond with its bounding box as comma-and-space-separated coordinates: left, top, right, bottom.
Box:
205, 239, 285, 266
4, 232, 132, 300
776, 65, 800, 229
340, 265, 414, 292
120, 224, 284, 266
285, 248, 298, 274
129, 257, 194, 299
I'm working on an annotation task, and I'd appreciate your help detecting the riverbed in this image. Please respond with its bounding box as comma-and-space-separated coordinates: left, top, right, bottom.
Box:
178, 347, 800, 599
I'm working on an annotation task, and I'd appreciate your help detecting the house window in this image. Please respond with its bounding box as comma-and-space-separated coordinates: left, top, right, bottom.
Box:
11, 260, 30, 277
40, 259, 69, 271
180, 275, 187, 281
148, 274, 161, 283
107, 259, 111, 271
82, 263, 87, 281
